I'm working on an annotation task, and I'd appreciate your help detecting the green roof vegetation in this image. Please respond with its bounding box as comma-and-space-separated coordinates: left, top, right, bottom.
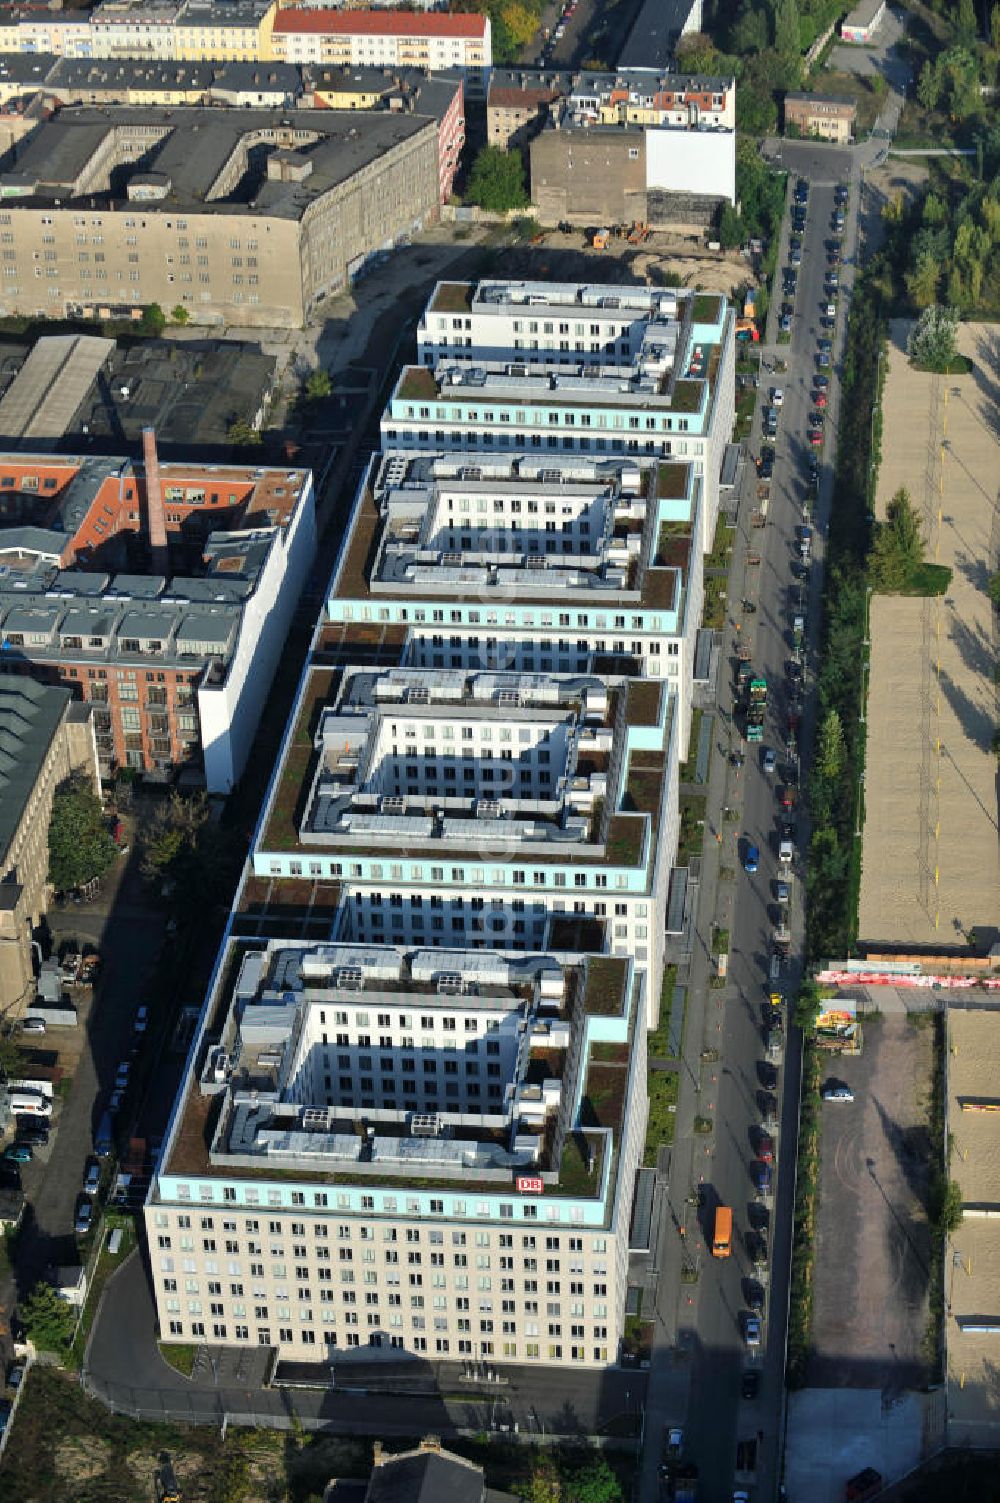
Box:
397, 366, 438, 401
642, 568, 680, 611
605, 814, 644, 867
656, 462, 691, 499
432, 281, 473, 314
581, 1060, 628, 1131
261, 670, 334, 851
670, 379, 706, 414
558, 1131, 604, 1197
626, 679, 662, 727
584, 956, 628, 1017
692, 293, 723, 323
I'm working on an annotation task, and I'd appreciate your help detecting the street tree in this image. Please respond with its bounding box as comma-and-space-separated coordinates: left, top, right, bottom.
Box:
987, 571, 1000, 609
905, 251, 941, 308
568, 1456, 623, 1503
916, 60, 941, 112
793, 979, 823, 1031
22, 1281, 75, 1355
466, 146, 528, 213
870, 487, 926, 591
906, 303, 959, 369
141, 302, 166, 336
227, 418, 261, 447
816, 708, 847, 784
773, 0, 801, 55
304, 368, 332, 403
170, 304, 190, 325
48, 778, 117, 893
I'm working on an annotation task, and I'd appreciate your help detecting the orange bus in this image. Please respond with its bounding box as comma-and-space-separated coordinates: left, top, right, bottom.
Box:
712, 1204, 733, 1258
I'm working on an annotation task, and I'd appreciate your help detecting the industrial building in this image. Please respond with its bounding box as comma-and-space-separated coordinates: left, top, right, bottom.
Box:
0, 434, 316, 790
0, 106, 443, 329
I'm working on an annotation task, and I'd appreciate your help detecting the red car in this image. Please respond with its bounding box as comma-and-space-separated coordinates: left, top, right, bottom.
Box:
757, 1132, 775, 1164
809, 430, 823, 446
780, 785, 796, 810
813, 391, 828, 409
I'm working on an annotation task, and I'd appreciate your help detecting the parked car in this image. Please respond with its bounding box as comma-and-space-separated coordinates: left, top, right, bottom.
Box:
133, 1006, 149, 1035
744, 844, 760, 874
83, 1158, 100, 1193
762, 747, 776, 775
742, 1313, 762, 1347
7, 1364, 24, 1391
822, 1082, 854, 1102
814, 373, 829, 389
757, 1131, 774, 1164
18, 1123, 49, 1147
2, 1145, 31, 1164
741, 1369, 760, 1400
115, 1061, 131, 1088
21, 1017, 46, 1035
74, 1197, 93, 1235
751, 1161, 772, 1196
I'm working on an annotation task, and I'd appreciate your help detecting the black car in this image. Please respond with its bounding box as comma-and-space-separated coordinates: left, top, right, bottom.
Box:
744, 1279, 766, 1314
742, 1369, 761, 1400
760, 1060, 778, 1090
18, 1123, 49, 1146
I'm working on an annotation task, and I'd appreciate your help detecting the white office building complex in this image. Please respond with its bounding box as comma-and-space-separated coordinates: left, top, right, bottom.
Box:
322, 448, 704, 754
149, 938, 645, 1367
396, 279, 736, 550
146, 277, 734, 1377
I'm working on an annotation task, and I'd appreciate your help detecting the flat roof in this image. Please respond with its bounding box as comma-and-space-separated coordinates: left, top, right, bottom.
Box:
0, 335, 113, 443
160, 938, 633, 1200
273, 8, 487, 38
617, 0, 700, 67
0, 106, 435, 219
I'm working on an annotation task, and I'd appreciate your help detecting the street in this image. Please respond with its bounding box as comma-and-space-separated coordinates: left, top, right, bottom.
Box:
639, 144, 863, 1503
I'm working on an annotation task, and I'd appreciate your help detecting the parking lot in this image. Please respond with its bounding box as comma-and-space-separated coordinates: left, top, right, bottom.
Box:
808, 1013, 936, 1389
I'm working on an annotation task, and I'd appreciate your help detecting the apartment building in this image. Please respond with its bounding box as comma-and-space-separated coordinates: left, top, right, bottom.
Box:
323, 449, 704, 750
271, 11, 491, 99
486, 69, 571, 150
0, 438, 316, 790
395, 279, 736, 550
147, 936, 645, 1367
0, 675, 99, 1016
0, 106, 441, 328
251, 663, 679, 999
530, 74, 736, 226
0, 0, 278, 61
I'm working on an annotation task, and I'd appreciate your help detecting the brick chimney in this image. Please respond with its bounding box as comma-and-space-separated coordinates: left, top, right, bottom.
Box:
142, 425, 169, 576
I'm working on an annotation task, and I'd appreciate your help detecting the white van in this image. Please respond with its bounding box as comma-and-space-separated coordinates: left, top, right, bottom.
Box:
10, 1091, 52, 1117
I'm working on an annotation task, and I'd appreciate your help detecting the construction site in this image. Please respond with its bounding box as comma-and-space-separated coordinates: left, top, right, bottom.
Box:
858, 321, 1000, 952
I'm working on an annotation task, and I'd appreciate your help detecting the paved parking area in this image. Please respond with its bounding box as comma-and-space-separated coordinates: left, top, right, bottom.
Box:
13, 833, 166, 1294
808, 1013, 935, 1390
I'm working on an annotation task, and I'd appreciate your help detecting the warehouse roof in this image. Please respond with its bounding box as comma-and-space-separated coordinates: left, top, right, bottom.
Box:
0, 674, 71, 867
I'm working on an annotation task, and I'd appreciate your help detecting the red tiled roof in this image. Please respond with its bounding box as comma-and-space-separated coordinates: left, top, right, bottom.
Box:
274, 8, 487, 38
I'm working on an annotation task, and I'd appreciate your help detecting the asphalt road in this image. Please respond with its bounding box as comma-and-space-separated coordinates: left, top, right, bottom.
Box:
668, 156, 861, 1503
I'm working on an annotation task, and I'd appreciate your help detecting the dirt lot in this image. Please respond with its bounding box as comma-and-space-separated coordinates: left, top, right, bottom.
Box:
858, 320, 1000, 949
808, 1013, 936, 1390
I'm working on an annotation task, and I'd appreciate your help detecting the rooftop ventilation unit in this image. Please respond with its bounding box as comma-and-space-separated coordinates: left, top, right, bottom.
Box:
436, 973, 464, 994
406, 686, 430, 704
497, 688, 521, 705
475, 799, 502, 818
411, 1113, 441, 1137
381, 796, 405, 814
302, 1108, 329, 1132
336, 967, 364, 990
